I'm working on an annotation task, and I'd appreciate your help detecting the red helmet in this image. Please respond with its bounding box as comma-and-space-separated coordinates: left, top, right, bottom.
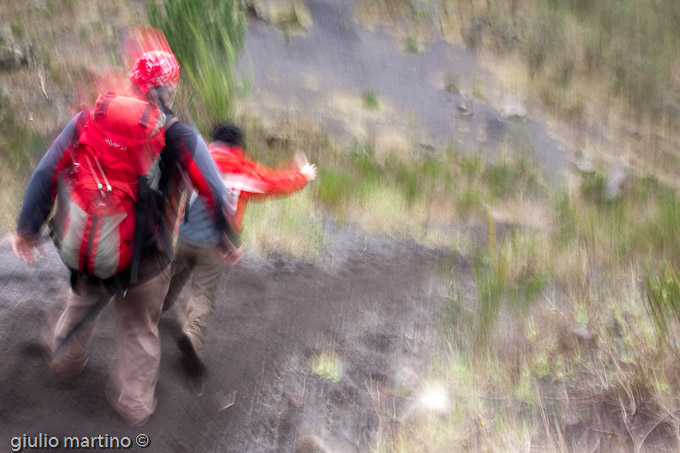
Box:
129, 50, 180, 94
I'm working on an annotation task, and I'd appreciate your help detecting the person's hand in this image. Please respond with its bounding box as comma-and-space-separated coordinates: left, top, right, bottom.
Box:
11, 234, 45, 265
216, 242, 244, 266
293, 150, 309, 169
300, 163, 317, 181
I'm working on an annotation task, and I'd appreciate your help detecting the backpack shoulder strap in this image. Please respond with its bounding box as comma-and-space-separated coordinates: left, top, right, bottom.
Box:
165, 116, 179, 131
94, 92, 116, 119
72, 107, 92, 146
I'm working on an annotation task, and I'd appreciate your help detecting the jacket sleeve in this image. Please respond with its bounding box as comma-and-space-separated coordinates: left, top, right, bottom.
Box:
245, 159, 308, 199
219, 152, 308, 200
166, 121, 239, 246
16, 113, 82, 238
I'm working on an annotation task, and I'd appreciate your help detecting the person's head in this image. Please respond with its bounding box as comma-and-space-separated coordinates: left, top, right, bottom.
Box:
212, 123, 245, 149
129, 50, 180, 108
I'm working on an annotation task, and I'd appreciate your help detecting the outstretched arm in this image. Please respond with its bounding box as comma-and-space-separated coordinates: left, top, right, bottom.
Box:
231, 150, 317, 200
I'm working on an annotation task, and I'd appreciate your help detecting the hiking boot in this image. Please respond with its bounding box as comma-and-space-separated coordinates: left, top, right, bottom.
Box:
42, 341, 89, 387
177, 333, 205, 378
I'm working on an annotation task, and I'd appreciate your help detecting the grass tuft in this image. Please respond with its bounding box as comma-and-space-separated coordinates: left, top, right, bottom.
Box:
149, 0, 249, 132
309, 350, 343, 382
361, 90, 380, 111
405, 36, 419, 54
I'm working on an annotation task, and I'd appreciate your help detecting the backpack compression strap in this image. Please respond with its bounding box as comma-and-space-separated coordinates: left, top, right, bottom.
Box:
128, 117, 178, 284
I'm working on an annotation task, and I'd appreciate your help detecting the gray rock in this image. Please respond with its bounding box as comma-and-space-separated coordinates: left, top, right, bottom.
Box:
295, 435, 330, 453
606, 161, 631, 200
394, 366, 420, 393
457, 98, 473, 116
0, 28, 29, 71
500, 96, 527, 120
570, 325, 593, 341
572, 159, 595, 175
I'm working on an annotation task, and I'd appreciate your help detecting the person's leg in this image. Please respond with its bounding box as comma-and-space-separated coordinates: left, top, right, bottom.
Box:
162, 240, 197, 312
182, 246, 224, 359
108, 266, 170, 426
49, 280, 108, 380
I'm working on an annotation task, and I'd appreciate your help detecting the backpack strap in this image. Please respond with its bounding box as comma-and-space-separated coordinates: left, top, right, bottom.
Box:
55, 274, 124, 356
139, 103, 153, 128
71, 107, 91, 148
128, 116, 179, 283
94, 92, 116, 119
129, 175, 150, 284
165, 116, 179, 130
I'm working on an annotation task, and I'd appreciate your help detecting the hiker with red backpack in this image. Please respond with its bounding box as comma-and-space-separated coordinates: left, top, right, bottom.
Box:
162, 123, 317, 381
11, 49, 239, 426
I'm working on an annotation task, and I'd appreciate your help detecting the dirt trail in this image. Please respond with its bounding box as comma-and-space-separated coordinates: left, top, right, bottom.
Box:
0, 232, 454, 452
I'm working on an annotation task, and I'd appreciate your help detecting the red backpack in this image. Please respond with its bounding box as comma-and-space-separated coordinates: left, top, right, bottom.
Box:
50, 92, 168, 282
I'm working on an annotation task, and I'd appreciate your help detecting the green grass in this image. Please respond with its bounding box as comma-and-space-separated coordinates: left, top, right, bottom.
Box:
241, 190, 324, 258
0, 111, 47, 173
483, 153, 545, 201
0, 107, 50, 232
361, 90, 380, 111
405, 36, 419, 54
645, 264, 680, 333
316, 140, 680, 450
460, 0, 677, 119
309, 350, 343, 382
149, 0, 249, 132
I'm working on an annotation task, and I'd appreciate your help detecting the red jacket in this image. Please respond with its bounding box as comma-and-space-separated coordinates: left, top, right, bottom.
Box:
209, 143, 308, 233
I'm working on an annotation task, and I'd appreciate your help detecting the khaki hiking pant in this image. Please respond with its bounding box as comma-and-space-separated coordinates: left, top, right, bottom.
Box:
162, 240, 224, 357
50, 266, 171, 426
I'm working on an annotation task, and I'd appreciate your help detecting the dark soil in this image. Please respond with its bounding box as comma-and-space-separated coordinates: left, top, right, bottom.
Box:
0, 231, 454, 452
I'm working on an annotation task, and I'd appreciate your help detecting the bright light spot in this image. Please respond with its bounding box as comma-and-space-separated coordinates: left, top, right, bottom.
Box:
418, 382, 450, 414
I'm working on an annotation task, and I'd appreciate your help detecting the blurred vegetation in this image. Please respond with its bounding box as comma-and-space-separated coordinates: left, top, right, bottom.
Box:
371, 156, 680, 450
2, 1, 680, 449
404, 35, 419, 54
309, 350, 343, 382
441, 0, 680, 121
149, 0, 250, 132
361, 90, 380, 111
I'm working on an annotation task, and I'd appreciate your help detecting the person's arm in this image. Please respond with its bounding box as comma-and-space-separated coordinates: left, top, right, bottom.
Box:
13, 113, 82, 264
225, 149, 316, 200
166, 121, 239, 247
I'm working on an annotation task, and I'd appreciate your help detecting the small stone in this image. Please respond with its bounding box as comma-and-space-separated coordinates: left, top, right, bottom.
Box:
501, 96, 527, 120
572, 159, 595, 174
0, 27, 29, 71
457, 99, 473, 116
605, 161, 631, 200
295, 435, 329, 453
571, 326, 592, 341
394, 367, 420, 393
215, 389, 236, 412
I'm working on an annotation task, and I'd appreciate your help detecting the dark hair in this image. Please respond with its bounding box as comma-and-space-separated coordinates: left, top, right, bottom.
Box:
212, 123, 245, 148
